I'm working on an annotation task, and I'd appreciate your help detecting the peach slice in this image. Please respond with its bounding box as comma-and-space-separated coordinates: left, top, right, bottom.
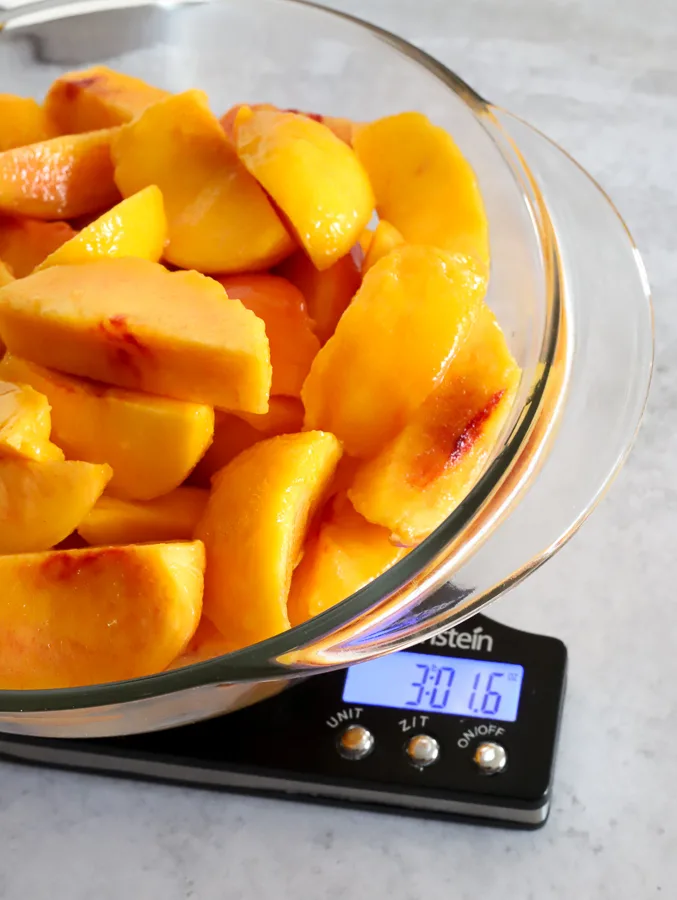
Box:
0, 95, 56, 152
0, 542, 204, 689
288, 493, 408, 626
0, 216, 75, 278
168, 616, 235, 669
77, 487, 208, 546
0, 459, 111, 554
354, 112, 489, 267
0, 355, 214, 501
0, 258, 271, 413
0, 260, 13, 287
36, 186, 167, 270
192, 397, 304, 485
195, 431, 342, 648
113, 91, 294, 274
0, 129, 121, 220
302, 245, 486, 459
275, 250, 360, 345
349, 304, 521, 544
44, 65, 169, 134
216, 274, 319, 398
362, 219, 405, 273
0, 380, 64, 462
233, 107, 374, 270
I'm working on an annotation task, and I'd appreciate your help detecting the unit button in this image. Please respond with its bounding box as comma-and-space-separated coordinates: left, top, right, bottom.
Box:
337, 725, 374, 760
405, 734, 440, 768
473, 741, 507, 774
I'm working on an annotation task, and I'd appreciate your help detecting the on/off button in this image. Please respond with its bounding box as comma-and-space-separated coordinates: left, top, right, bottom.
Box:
473, 742, 507, 774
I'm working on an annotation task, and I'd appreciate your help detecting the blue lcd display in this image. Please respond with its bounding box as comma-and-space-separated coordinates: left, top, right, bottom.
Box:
342, 651, 524, 722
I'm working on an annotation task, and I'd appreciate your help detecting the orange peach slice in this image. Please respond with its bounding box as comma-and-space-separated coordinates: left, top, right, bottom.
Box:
77, 487, 208, 546
0, 260, 13, 287
0, 216, 75, 278
288, 493, 408, 625
195, 431, 342, 648
168, 616, 235, 669
0, 542, 204, 689
349, 304, 521, 543
354, 112, 489, 267
233, 107, 374, 270
113, 91, 294, 274
0, 258, 271, 413
44, 65, 169, 134
362, 219, 405, 273
36, 186, 167, 270
216, 274, 319, 398
0, 129, 121, 220
0, 355, 214, 501
302, 245, 486, 459
0, 459, 111, 554
0, 95, 56, 152
0, 380, 64, 461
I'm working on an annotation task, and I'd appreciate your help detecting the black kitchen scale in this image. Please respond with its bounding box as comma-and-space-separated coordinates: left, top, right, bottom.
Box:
0, 611, 567, 829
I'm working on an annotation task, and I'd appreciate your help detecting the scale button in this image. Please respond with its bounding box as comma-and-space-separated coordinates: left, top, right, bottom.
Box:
473, 741, 507, 774
337, 725, 374, 760
405, 734, 440, 768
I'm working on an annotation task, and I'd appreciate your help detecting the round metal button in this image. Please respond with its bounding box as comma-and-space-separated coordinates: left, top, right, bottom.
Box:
405, 734, 440, 768
473, 741, 507, 774
337, 724, 374, 760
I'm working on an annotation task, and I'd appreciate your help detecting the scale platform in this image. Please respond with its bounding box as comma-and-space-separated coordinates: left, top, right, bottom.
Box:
0, 615, 567, 829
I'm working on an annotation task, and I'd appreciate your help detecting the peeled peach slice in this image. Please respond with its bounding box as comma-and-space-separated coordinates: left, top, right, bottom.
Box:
362, 219, 405, 273
0, 129, 120, 220
44, 66, 169, 134
0, 216, 75, 278
0, 541, 204, 689
36, 186, 167, 270
0, 381, 64, 461
113, 91, 294, 274
216, 274, 319, 398
0, 95, 55, 152
354, 112, 489, 267
302, 245, 486, 459
0, 258, 271, 412
221, 103, 357, 146
192, 397, 304, 485
349, 304, 521, 544
77, 487, 208, 546
288, 493, 408, 625
0, 260, 13, 287
169, 616, 235, 669
233, 107, 374, 270
275, 250, 360, 345
0, 459, 111, 554
0, 355, 214, 501
195, 431, 342, 648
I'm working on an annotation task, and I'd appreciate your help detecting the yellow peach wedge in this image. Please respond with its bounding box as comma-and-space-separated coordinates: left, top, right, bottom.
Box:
0, 95, 56, 152
0, 260, 12, 287
362, 219, 405, 273
0, 216, 75, 278
0, 380, 64, 461
0, 542, 204, 689
168, 616, 235, 669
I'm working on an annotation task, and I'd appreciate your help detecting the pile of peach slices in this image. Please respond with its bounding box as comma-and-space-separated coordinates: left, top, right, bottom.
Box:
0, 67, 520, 689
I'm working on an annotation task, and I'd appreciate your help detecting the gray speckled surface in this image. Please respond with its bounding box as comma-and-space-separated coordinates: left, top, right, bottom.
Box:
0, 0, 674, 896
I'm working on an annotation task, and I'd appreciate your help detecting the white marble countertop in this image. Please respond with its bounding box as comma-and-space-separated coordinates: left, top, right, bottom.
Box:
0, 0, 675, 896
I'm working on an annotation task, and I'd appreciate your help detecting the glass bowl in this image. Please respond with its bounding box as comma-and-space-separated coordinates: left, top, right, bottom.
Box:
0, 0, 653, 737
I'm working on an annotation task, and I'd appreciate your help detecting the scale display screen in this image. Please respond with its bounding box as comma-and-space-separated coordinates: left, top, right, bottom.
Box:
342, 651, 525, 722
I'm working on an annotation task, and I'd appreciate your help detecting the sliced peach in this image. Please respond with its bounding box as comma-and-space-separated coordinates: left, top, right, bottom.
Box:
168, 616, 235, 669
0, 216, 75, 278
192, 397, 304, 485
0, 95, 56, 152
0, 542, 204, 689
274, 249, 360, 345
302, 245, 486, 459
354, 112, 489, 267
0, 380, 64, 461
0, 260, 13, 287
362, 219, 405, 273
216, 274, 319, 397
195, 431, 342, 648
233, 107, 374, 270
288, 493, 407, 625
36, 186, 167, 270
0, 355, 214, 501
0, 129, 120, 220
349, 304, 521, 544
44, 65, 169, 134
0, 258, 271, 412
77, 487, 208, 546
221, 103, 357, 146
357, 227, 374, 257
0, 459, 111, 554
113, 91, 294, 274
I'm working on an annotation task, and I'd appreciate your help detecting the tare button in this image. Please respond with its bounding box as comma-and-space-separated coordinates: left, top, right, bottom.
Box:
405, 734, 440, 768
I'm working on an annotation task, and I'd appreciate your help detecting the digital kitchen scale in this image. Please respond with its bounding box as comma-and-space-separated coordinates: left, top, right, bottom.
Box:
0, 614, 567, 829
